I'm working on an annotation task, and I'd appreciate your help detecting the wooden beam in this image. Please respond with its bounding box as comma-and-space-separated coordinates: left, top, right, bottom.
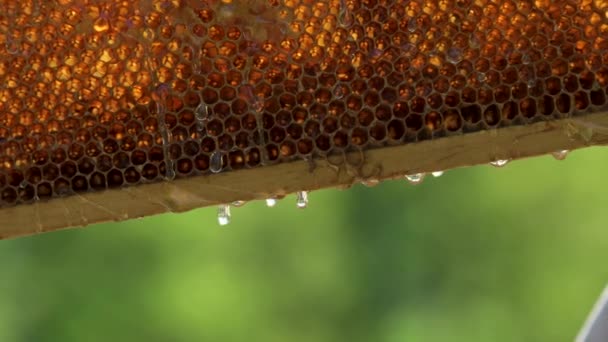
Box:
2, 112, 608, 239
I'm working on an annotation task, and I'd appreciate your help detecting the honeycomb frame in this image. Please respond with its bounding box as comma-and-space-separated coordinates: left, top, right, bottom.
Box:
0, 0, 608, 238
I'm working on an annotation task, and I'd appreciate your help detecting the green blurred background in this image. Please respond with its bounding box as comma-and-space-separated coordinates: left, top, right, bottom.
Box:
0, 147, 607, 341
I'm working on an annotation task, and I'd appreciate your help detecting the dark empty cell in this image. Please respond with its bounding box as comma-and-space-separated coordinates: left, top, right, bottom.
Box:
340, 114, 356, 129
374, 105, 391, 121
276, 111, 292, 127
433, 77, 450, 93
502, 101, 519, 120
318, 74, 337, 88
54, 178, 71, 195
246, 148, 261, 166
590, 90, 606, 106
501, 67, 518, 84
444, 92, 460, 107
475, 58, 490, 73
124, 167, 141, 183
241, 114, 258, 131
511, 83, 528, 99
539, 95, 555, 115
51, 148, 67, 163
346, 95, 363, 111
232, 99, 249, 115
284, 124, 302, 140
218, 134, 234, 151
194, 155, 210, 171
375, 60, 393, 76
579, 71, 595, 90
1, 188, 17, 204
315, 135, 331, 152
97, 155, 113, 172
495, 85, 511, 103
202, 88, 219, 104
410, 97, 426, 113
563, 74, 579, 93
131, 150, 147, 165
280, 141, 297, 157
164, 114, 178, 128
364, 91, 381, 107
120, 136, 137, 152
358, 64, 374, 79
323, 117, 339, 133
33, 150, 49, 165
328, 100, 346, 116
450, 75, 466, 89
77, 158, 95, 174
60, 161, 77, 178
201, 137, 216, 152
369, 123, 386, 141
181, 141, 199, 157
551, 59, 568, 76
574, 91, 590, 110
484, 104, 500, 126
25, 167, 42, 184
71, 175, 88, 192
103, 139, 119, 154
461, 105, 482, 123
206, 119, 224, 136
301, 76, 318, 91
36, 182, 52, 200
68, 143, 85, 160
266, 144, 279, 161
546, 77, 562, 95
405, 113, 423, 131
387, 120, 405, 140
113, 152, 131, 169
425, 111, 442, 130
107, 169, 124, 188
43, 164, 59, 181
220, 86, 237, 101
142, 164, 159, 180
556, 93, 572, 113
485, 70, 501, 87
351, 128, 368, 146
279, 94, 297, 109
304, 120, 320, 138
520, 98, 537, 118
270, 127, 287, 143
297, 92, 314, 107
422, 64, 439, 79
315, 88, 333, 104
392, 101, 409, 118
426, 93, 442, 109
478, 88, 493, 105
381, 88, 397, 102
146, 146, 163, 163
258, 113, 274, 133
492, 55, 507, 70
295, 138, 313, 154
310, 103, 327, 120
332, 131, 348, 148
18, 184, 35, 202
462, 87, 477, 103
444, 109, 462, 131
228, 151, 245, 169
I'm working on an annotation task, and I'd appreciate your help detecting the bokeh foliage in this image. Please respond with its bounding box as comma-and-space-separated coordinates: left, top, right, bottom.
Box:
1, 147, 607, 341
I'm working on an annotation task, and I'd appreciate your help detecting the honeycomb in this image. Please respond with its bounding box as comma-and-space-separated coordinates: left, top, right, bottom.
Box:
0, 0, 607, 207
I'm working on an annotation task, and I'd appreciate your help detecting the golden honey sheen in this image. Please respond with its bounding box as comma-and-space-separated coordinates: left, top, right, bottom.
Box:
0, 0, 607, 213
